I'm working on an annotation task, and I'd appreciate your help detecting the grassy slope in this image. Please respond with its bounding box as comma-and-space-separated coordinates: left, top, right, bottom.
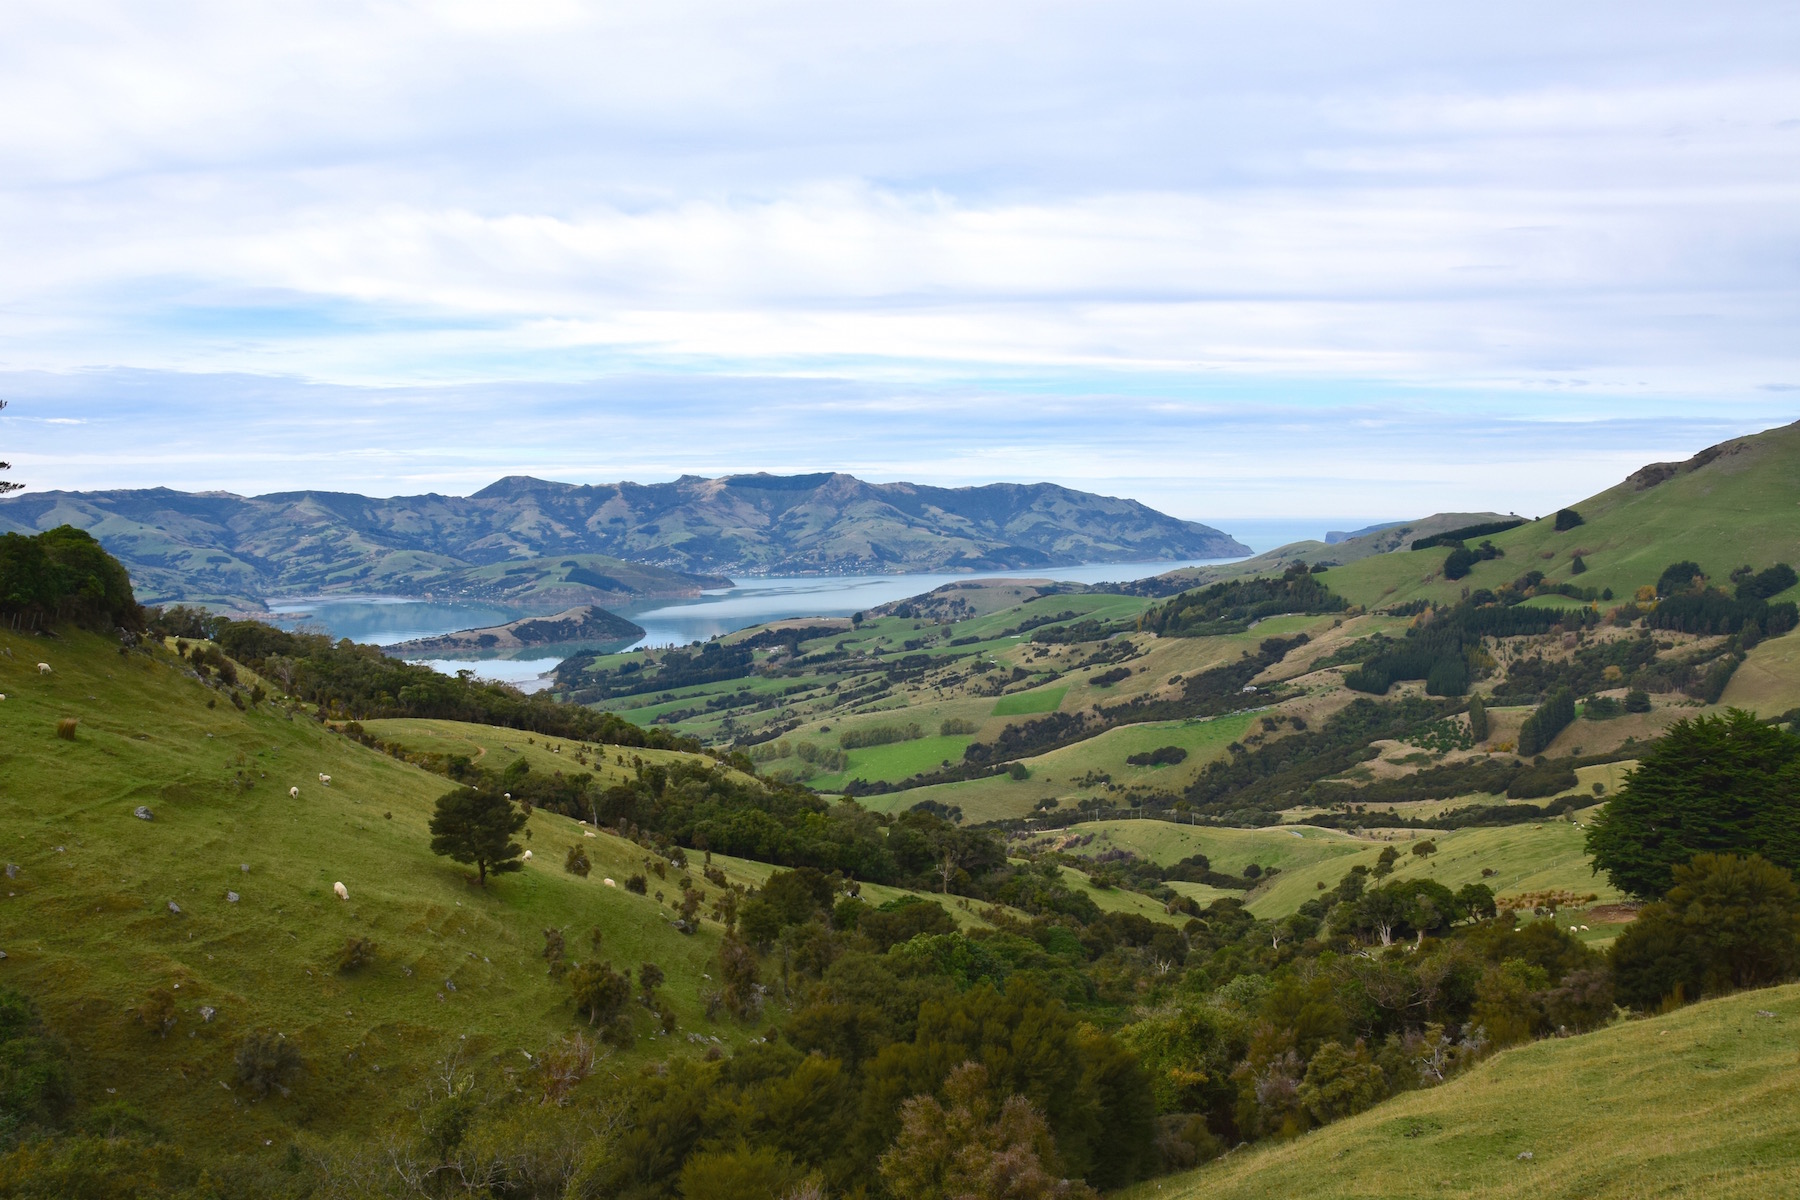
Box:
1315, 420, 1800, 614
0, 629, 796, 1155
1048, 814, 1621, 921
1125, 983, 1800, 1200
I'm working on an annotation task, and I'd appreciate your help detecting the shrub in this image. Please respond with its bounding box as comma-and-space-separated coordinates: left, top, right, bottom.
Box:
1624, 689, 1651, 713
1610, 853, 1800, 1010
939, 717, 979, 736
133, 989, 177, 1038
568, 961, 631, 1028
1554, 508, 1584, 532
334, 936, 376, 973
235, 1030, 304, 1097
1570, 554, 1588, 575
1126, 746, 1188, 767
564, 845, 591, 877
54, 718, 77, 742
1656, 561, 1705, 598
0, 988, 73, 1132
1443, 547, 1477, 581
625, 874, 648, 895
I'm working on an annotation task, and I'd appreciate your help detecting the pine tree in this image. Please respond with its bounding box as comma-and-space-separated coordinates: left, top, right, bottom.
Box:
428, 787, 527, 884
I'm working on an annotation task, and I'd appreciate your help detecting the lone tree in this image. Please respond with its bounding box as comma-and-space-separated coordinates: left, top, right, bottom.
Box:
1586, 710, 1800, 898
0, 400, 21, 496
428, 787, 527, 885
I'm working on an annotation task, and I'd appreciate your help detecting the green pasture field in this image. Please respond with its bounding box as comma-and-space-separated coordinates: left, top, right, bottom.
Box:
1722, 630, 1800, 719
1043, 813, 1621, 921
1027, 712, 1259, 787
806, 733, 976, 790
992, 686, 1069, 716
1124, 982, 1800, 1200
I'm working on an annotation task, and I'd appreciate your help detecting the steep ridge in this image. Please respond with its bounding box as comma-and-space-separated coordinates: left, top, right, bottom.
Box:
0, 472, 1247, 606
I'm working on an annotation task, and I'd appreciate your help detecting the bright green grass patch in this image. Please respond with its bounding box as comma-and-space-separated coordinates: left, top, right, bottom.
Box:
808, 734, 975, 790
1123, 983, 1800, 1200
992, 686, 1068, 716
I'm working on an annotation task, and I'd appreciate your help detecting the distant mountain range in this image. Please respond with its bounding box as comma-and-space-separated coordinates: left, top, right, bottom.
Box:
0, 472, 1247, 608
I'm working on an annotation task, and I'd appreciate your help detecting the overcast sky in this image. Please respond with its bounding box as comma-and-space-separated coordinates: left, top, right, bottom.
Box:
1, 0, 1796, 525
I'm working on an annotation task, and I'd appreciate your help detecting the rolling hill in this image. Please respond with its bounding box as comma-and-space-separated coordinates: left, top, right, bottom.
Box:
1310, 419, 1800, 613
1125, 982, 1800, 1200
0, 472, 1248, 609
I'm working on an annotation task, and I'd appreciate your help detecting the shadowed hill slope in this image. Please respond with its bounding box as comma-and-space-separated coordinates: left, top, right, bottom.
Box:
1125, 983, 1800, 1200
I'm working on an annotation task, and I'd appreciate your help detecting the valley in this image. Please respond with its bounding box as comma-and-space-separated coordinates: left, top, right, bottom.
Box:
1, 423, 1798, 1196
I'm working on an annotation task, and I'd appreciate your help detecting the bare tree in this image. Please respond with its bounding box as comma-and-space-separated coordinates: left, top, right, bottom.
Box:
0, 400, 21, 496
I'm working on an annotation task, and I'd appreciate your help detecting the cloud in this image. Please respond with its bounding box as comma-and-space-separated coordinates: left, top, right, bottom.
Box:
0, 0, 1795, 511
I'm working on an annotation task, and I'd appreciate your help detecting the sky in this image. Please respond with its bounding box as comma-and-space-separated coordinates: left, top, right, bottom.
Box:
0, 0, 1796, 527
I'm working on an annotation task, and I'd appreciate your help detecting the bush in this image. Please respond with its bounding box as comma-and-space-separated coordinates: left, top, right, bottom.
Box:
1554, 508, 1585, 532
334, 936, 376, 973
1624, 689, 1651, 713
564, 845, 591, 877
1610, 853, 1800, 1010
625, 874, 648, 894
1126, 746, 1189, 767
939, 717, 979, 736
1443, 547, 1477, 581
1656, 561, 1705, 598
54, 718, 77, 742
1467, 695, 1489, 741
0, 988, 73, 1133
235, 1030, 304, 1097
569, 962, 632, 1027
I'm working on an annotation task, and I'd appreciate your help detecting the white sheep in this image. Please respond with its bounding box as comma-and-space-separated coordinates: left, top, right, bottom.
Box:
289, 786, 300, 799
522, 849, 533, 861
318, 774, 331, 786
602, 877, 616, 888
37, 663, 51, 675
333, 881, 348, 900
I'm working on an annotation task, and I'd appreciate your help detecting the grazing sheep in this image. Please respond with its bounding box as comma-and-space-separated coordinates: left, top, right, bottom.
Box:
318, 774, 331, 786
37, 663, 51, 674
602, 878, 616, 888
522, 849, 533, 861
289, 786, 300, 799
333, 882, 348, 900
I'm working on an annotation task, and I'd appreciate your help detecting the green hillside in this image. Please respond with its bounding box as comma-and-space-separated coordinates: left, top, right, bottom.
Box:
0, 626, 781, 1153
1127, 982, 1800, 1200
1316, 420, 1800, 612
